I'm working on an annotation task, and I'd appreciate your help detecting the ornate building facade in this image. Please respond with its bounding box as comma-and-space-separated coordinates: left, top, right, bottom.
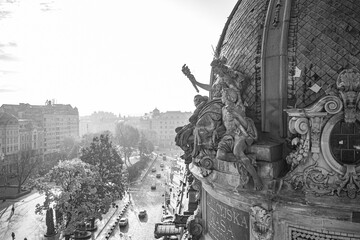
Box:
173, 1, 360, 240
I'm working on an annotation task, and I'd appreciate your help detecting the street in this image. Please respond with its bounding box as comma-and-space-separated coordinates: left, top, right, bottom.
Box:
110, 156, 172, 240
0, 154, 178, 240
0, 192, 47, 240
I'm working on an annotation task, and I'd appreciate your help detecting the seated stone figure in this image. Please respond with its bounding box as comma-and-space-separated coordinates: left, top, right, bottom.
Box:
216, 87, 263, 190
175, 95, 209, 163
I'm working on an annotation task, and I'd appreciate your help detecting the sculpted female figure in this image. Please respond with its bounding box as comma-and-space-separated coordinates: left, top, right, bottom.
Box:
182, 56, 246, 98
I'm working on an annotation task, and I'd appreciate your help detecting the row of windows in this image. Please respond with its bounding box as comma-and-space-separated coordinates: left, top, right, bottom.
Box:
44, 118, 78, 122
0, 129, 19, 135
2, 145, 19, 153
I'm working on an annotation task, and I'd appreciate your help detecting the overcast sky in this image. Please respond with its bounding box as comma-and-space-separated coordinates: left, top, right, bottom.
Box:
0, 0, 237, 117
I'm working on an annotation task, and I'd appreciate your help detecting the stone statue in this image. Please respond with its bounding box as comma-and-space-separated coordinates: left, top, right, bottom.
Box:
182, 56, 246, 99
180, 57, 261, 185
175, 95, 209, 163
217, 88, 263, 190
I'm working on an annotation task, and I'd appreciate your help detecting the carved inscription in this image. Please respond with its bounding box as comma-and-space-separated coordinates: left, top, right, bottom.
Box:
206, 194, 249, 240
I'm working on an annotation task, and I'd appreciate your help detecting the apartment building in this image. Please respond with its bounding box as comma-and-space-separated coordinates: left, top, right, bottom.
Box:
1, 102, 79, 155
0, 112, 20, 175
151, 110, 192, 148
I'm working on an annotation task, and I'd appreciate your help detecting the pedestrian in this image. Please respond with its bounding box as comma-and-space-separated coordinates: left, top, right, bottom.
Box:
24, 238, 27, 240
11, 232, 15, 240
11, 204, 15, 214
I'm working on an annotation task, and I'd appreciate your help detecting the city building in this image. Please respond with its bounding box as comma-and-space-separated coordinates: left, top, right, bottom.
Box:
0, 101, 79, 156
153, 110, 192, 149
0, 112, 20, 175
126, 109, 192, 149
173, 1, 360, 240
79, 111, 118, 137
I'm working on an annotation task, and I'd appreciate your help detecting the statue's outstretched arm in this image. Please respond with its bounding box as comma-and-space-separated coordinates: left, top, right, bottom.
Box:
182, 64, 212, 92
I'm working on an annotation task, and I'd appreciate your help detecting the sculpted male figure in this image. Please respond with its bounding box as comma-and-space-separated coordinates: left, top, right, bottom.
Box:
175, 95, 209, 162
217, 88, 263, 190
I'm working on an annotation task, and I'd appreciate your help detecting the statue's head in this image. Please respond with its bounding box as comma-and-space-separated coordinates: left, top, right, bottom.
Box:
193, 95, 208, 107
211, 57, 228, 77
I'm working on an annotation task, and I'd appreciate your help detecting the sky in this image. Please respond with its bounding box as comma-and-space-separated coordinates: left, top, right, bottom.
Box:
0, 0, 237, 117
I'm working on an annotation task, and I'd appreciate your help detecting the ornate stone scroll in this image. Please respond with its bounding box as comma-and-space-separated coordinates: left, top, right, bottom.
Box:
283, 68, 360, 199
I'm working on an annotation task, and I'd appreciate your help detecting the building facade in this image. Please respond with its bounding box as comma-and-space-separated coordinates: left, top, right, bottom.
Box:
79, 111, 119, 137
123, 109, 192, 149
0, 102, 79, 177
0, 112, 20, 176
151, 110, 192, 148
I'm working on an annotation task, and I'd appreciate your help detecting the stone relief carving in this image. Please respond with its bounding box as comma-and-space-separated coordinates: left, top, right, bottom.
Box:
336, 68, 360, 123
250, 205, 273, 240
283, 68, 360, 199
286, 117, 310, 170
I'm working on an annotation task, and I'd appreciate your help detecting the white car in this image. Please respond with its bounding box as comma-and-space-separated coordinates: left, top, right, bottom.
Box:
119, 217, 128, 227
161, 214, 175, 222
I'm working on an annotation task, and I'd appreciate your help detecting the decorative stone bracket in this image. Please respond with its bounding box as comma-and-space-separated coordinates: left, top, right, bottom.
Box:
283, 68, 360, 199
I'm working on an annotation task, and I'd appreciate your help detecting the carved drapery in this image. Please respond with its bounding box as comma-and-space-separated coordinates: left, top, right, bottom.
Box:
284, 68, 360, 199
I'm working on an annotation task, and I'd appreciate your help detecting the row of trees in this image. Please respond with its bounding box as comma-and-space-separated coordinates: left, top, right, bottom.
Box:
7, 122, 154, 194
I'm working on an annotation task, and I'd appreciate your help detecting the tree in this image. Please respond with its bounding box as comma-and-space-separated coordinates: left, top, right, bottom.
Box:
80, 134, 125, 200
138, 132, 155, 157
35, 159, 111, 235
45, 208, 56, 237
59, 137, 80, 160
15, 150, 41, 193
115, 122, 140, 166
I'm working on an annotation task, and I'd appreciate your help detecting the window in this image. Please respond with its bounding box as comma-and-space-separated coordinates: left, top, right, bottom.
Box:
330, 120, 360, 165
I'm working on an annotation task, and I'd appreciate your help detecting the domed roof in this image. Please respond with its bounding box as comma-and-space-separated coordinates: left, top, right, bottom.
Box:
213, 0, 360, 138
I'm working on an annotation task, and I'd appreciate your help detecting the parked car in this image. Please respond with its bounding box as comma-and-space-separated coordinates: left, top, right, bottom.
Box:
162, 156, 167, 160
138, 210, 147, 218
151, 184, 156, 190
160, 163, 164, 168
152, 168, 156, 172
119, 217, 128, 227
161, 214, 175, 222
156, 173, 161, 178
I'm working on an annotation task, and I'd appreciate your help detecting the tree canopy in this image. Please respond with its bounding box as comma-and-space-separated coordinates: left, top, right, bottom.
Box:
80, 134, 124, 200
138, 132, 155, 157
36, 159, 108, 234
115, 122, 140, 165
15, 149, 41, 193
36, 134, 126, 235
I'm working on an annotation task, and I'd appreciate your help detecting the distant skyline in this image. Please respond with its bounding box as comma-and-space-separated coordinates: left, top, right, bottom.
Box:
0, 0, 237, 117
